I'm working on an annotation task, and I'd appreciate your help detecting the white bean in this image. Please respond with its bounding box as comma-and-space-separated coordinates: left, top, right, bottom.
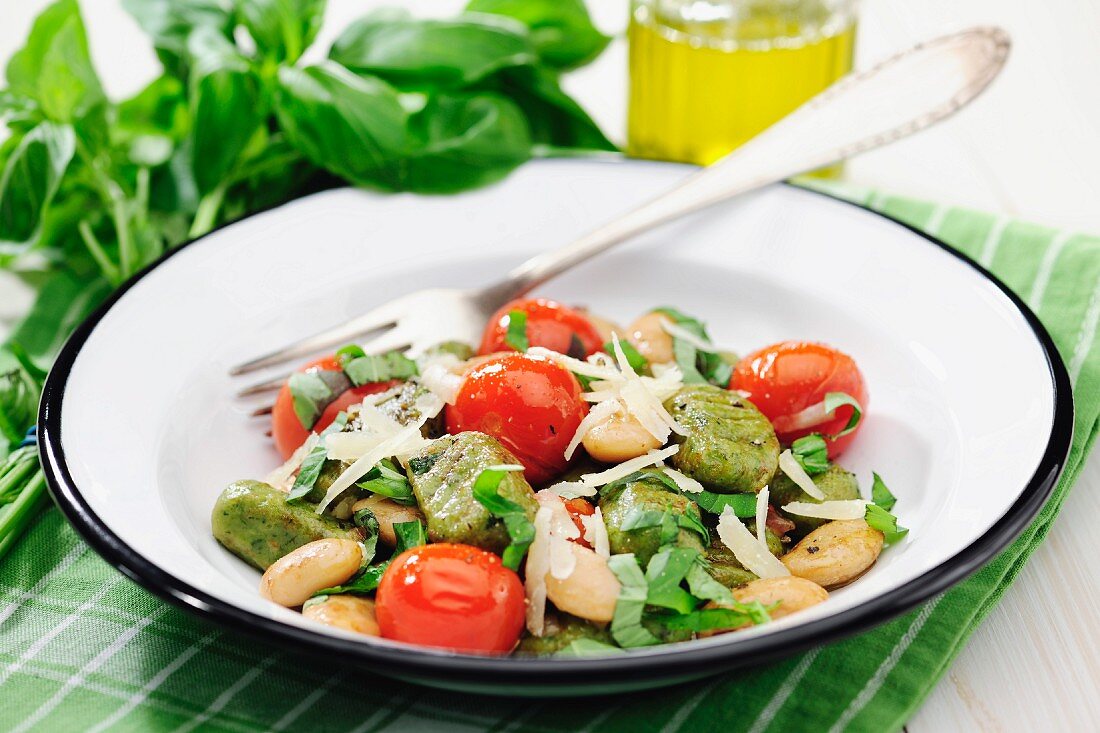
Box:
352, 495, 424, 546
582, 412, 662, 463
732, 576, 828, 621
260, 538, 362, 607
302, 595, 380, 636
781, 519, 884, 589
545, 543, 620, 623
626, 311, 674, 365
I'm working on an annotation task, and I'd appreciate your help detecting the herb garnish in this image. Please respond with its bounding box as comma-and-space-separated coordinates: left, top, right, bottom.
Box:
343, 351, 418, 385
654, 306, 732, 387
824, 392, 863, 437
356, 457, 417, 505
604, 337, 647, 374
287, 412, 349, 503
504, 310, 529, 352
472, 464, 535, 570
692, 490, 757, 518
607, 553, 661, 648
791, 433, 829, 475
864, 473, 907, 544
288, 370, 351, 428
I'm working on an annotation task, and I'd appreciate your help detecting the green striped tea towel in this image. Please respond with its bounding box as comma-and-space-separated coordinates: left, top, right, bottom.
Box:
1, 185, 1097, 732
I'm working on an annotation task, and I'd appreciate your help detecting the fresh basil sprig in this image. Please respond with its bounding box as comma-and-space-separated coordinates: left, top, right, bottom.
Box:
791, 433, 829, 475
472, 465, 535, 570
865, 473, 907, 544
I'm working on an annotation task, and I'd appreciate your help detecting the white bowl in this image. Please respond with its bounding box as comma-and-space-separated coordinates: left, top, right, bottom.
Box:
40, 159, 1072, 695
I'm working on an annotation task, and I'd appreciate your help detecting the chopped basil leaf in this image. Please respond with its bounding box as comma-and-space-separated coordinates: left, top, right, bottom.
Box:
620, 508, 665, 532
393, 519, 428, 553
335, 343, 366, 367
472, 465, 534, 570
871, 472, 896, 511
288, 370, 345, 429
672, 336, 708, 385
357, 457, 417, 506
656, 605, 768, 633
504, 309, 529, 352
692, 490, 757, 517
604, 337, 647, 374
353, 508, 380, 565
685, 560, 733, 605
607, 553, 661, 648
654, 306, 730, 387
791, 433, 829, 476
408, 452, 441, 475
602, 468, 680, 497
864, 503, 908, 545
824, 391, 863, 437
644, 548, 699, 614
677, 509, 710, 545
343, 351, 418, 385
556, 639, 625, 656
653, 306, 706, 336
620, 506, 707, 545
313, 563, 388, 597
288, 412, 349, 503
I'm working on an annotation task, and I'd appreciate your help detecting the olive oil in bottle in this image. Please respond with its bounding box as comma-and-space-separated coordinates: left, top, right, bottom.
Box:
628, 0, 857, 167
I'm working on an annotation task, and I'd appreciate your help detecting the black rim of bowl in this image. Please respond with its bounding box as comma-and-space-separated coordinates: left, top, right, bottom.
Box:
37, 166, 1075, 689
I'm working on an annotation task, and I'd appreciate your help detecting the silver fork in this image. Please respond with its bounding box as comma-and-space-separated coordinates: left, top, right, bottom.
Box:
233, 26, 1010, 400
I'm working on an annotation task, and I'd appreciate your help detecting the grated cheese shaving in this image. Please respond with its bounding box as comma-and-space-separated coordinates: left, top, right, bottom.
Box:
716, 506, 790, 579
756, 486, 770, 545
579, 445, 680, 487
543, 481, 598, 499
782, 499, 870, 520
418, 353, 464, 405
525, 506, 553, 636
315, 424, 426, 513
536, 491, 581, 581
581, 506, 611, 558
660, 320, 719, 353
778, 449, 826, 500
771, 400, 830, 433
664, 467, 703, 494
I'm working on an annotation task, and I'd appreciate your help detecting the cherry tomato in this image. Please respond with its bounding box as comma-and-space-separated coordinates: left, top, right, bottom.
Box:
563, 498, 595, 549
445, 353, 588, 484
479, 298, 604, 357
271, 355, 397, 460
730, 341, 868, 458
375, 543, 525, 654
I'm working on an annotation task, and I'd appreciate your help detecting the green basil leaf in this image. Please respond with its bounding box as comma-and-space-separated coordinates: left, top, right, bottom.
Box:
870, 472, 896, 511
791, 433, 829, 476
486, 66, 614, 151
286, 370, 349, 429
313, 562, 388, 596
335, 344, 366, 367
187, 26, 265, 194
400, 92, 532, 193
555, 638, 624, 656
472, 465, 534, 570
692, 490, 757, 517
274, 61, 408, 188
5, 269, 111, 361
393, 519, 428, 553
824, 391, 863, 437
644, 547, 698, 614
114, 74, 189, 165
684, 560, 733, 605
671, 337, 707, 385
466, 0, 610, 69
357, 457, 417, 506
677, 510, 710, 546
121, 0, 234, 78
330, 11, 537, 89
654, 306, 732, 387
501, 309, 529, 351
607, 553, 661, 648
656, 607, 762, 633
865, 502, 908, 545
5, 0, 105, 123
604, 337, 647, 374
353, 507, 380, 565
0, 121, 75, 248
287, 442, 327, 502
343, 351, 418, 385
619, 508, 665, 532
238, 0, 326, 64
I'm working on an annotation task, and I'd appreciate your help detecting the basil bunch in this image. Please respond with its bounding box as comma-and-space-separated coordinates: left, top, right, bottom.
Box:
0, 0, 614, 559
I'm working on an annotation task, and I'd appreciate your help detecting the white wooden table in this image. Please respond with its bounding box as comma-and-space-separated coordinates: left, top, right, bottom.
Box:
3, 0, 1098, 728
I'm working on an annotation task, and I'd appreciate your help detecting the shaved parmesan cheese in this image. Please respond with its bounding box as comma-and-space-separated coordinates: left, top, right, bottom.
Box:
265, 433, 318, 492
564, 400, 619, 460
581, 507, 611, 558
778, 449, 825, 500
579, 445, 680, 487
660, 320, 718, 353
756, 486, 769, 545
771, 400, 830, 433
419, 354, 464, 405
527, 347, 619, 380
782, 499, 870, 520
359, 385, 404, 408
664, 467, 703, 494
544, 481, 598, 499
316, 424, 425, 513
717, 506, 790, 579
412, 391, 445, 422
525, 506, 553, 636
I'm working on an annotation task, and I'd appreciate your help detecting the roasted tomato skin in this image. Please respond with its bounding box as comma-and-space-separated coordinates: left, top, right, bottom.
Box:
375, 543, 525, 654
445, 353, 588, 484
271, 355, 397, 460
563, 498, 596, 549
479, 298, 604, 357
730, 341, 868, 458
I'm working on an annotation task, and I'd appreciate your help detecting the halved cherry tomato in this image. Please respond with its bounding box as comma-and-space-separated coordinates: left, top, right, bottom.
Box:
479, 298, 604, 357
271, 355, 398, 460
730, 341, 868, 458
563, 498, 595, 549
375, 543, 525, 654
445, 353, 588, 485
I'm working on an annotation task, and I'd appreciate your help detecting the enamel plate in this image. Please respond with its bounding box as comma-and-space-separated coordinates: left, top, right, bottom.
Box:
40, 159, 1072, 696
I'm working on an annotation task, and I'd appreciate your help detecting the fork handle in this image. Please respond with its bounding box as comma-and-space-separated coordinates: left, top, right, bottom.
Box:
480, 26, 1010, 304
